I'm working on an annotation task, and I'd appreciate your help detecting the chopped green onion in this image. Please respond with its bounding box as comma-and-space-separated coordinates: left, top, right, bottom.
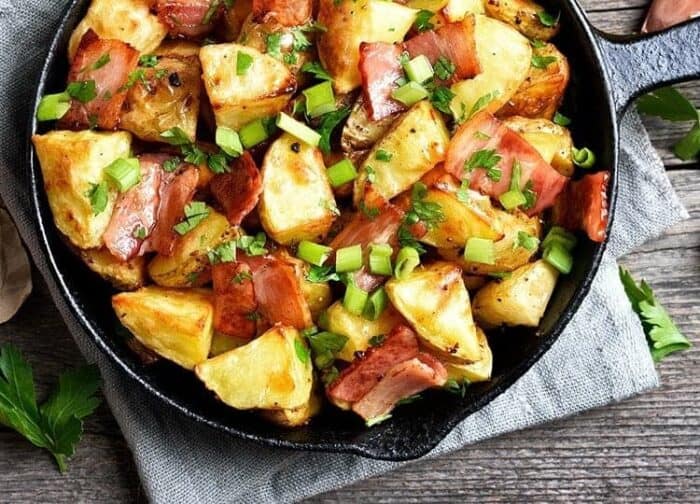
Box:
363, 287, 388, 321
572, 146, 596, 168
326, 158, 357, 187
375, 149, 393, 162
542, 226, 577, 251
368, 243, 393, 276
303, 81, 336, 118
403, 55, 434, 84
239, 119, 270, 148
236, 51, 253, 75
516, 231, 540, 251
215, 126, 243, 157
543, 242, 573, 274
85, 181, 109, 215
553, 111, 571, 126
499, 190, 527, 210
537, 10, 559, 27
391, 81, 429, 107
335, 244, 363, 273
343, 282, 369, 315
104, 158, 140, 192
36, 92, 71, 121
394, 246, 420, 279
276, 112, 322, 147
297, 240, 332, 266
464, 237, 495, 265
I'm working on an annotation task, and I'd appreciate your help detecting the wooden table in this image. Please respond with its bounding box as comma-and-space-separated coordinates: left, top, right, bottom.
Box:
2, 1, 698, 501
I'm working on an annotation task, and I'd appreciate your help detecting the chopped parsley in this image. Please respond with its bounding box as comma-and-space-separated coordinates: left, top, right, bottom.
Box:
132, 226, 148, 240
368, 334, 385, 347
294, 338, 311, 364
265, 32, 283, 58
444, 378, 470, 398
398, 182, 444, 252
160, 127, 191, 146
531, 55, 557, 69
464, 149, 502, 181
413, 10, 434, 32
306, 264, 341, 283
162, 157, 181, 172
173, 202, 210, 235
246, 311, 262, 322
85, 181, 108, 215
365, 166, 377, 184
523, 180, 537, 210
237, 232, 268, 256
375, 149, 393, 162
91, 53, 111, 70
553, 111, 571, 126
316, 106, 351, 154
430, 86, 456, 115
66, 80, 97, 103
236, 51, 253, 75
434, 56, 456, 81
138, 54, 158, 68
530, 39, 546, 49
207, 241, 237, 264
207, 152, 230, 174
359, 200, 380, 220
537, 10, 560, 27
301, 61, 333, 82
459, 91, 500, 123
232, 271, 253, 284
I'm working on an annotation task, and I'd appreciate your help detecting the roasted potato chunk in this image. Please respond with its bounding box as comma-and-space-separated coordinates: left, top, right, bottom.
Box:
68, 0, 167, 60
473, 259, 559, 328
341, 96, 397, 156
406, 0, 484, 26
484, 0, 560, 41
317, 0, 418, 93
354, 101, 450, 205
195, 325, 313, 410
199, 43, 296, 130
260, 390, 322, 427
319, 301, 405, 362
32, 130, 132, 249
386, 262, 481, 363
443, 327, 493, 383
148, 209, 238, 288
450, 15, 531, 119
498, 42, 570, 121
112, 287, 214, 369
503, 116, 574, 176
259, 133, 337, 244
209, 332, 249, 357
80, 248, 146, 290
121, 54, 202, 143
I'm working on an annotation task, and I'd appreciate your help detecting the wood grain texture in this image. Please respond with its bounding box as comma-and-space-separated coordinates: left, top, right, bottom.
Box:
1, 1, 698, 502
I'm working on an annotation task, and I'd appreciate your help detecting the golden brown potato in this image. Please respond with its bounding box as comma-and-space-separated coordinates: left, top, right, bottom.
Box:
195, 325, 313, 410
406, 0, 484, 26
68, 0, 167, 60
386, 262, 482, 363
484, 0, 560, 41
472, 259, 559, 328
113, 287, 214, 369
354, 101, 450, 205
200, 43, 296, 130
450, 15, 532, 119
260, 389, 322, 427
497, 42, 570, 121
80, 248, 146, 290
259, 133, 337, 245
148, 209, 238, 288
153, 40, 201, 58
341, 96, 397, 156
503, 116, 574, 176
32, 130, 132, 249
443, 327, 493, 382
317, 0, 418, 93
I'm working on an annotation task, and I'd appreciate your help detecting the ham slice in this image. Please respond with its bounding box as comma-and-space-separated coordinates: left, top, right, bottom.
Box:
59, 30, 139, 131
156, 0, 221, 39
444, 111, 568, 215
252, 0, 312, 26
212, 262, 258, 339
352, 353, 447, 421
553, 171, 610, 243
358, 42, 407, 121
210, 152, 262, 225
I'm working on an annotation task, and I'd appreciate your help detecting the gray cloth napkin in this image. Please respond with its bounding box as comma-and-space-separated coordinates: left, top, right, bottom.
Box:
0, 1, 690, 502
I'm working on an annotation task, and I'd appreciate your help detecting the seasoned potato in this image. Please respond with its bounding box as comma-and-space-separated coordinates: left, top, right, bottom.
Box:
473, 259, 559, 327
260, 389, 322, 427
386, 262, 481, 363
450, 15, 531, 119
121, 54, 202, 143
195, 325, 313, 410
484, 0, 560, 41
209, 332, 249, 357
301, 280, 334, 321
259, 133, 337, 244
497, 42, 570, 121
148, 209, 238, 288
444, 327, 493, 382
354, 101, 450, 205
32, 130, 132, 249
406, 0, 484, 26
112, 287, 214, 369
319, 301, 405, 362
199, 43, 296, 130
317, 0, 418, 93
503, 116, 574, 176
68, 0, 167, 60
341, 97, 397, 156
153, 40, 201, 58
80, 248, 146, 291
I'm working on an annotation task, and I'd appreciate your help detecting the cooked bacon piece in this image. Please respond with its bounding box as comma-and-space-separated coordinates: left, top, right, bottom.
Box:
420, 163, 458, 190
642, 0, 700, 33
327, 325, 420, 405
405, 18, 480, 85
252, 0, 312, 26
358, 42, 407, 121
210, 152, 262, 225
212, 262, 258, 339
352, 353, 447, 421
444, 111, 568, 215
156, 0, 221, 39
103, 157, 163, 261
553, 171, 610, 243
59, 30, 139, 130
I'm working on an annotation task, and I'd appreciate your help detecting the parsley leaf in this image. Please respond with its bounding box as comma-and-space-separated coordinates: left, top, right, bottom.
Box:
301, 61, 333, 82
413, 10, 434, 32
162, 157, 181, 172
531, 55, 557, 69
294, 338, 311, 364
237, 232, 268, 256
434, 56, 456, 81
375, 149, 393, 162
303, 329, 348, 369
368, 334, 385, 346
398, 182, 443, 252
265, 32, 283, 58
85, 181, 108, 215
430, 86, 455, 115
173, 202, 210, 235
138, 54, 158, 68
465, 149, 502, 181
207, 152, 230, 174
459, 91, 500, 123
207, 240, 237, 264
619, 268, 691, 362
91, 53, 110, 70
232, 271, 253, 284
316, 106, 351, 154
306, 264, 341, 283
553, 111, 571, 126
66, 80, 97, 103
444, 378, 470, 398
537, 10, 560, 27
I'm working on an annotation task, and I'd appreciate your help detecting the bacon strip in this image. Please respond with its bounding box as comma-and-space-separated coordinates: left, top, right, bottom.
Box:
210, 152, 262, 225
59, 30, 139, 131
252, 0, 312, 26
358, 42, 407, 121
212, 262, 258, 339
444, 111, 568, 215
553, 171, 610, 243
156, 0, 221, 39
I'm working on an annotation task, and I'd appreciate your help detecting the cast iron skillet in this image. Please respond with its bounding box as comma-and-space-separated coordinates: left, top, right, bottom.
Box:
27, 0, 700, 461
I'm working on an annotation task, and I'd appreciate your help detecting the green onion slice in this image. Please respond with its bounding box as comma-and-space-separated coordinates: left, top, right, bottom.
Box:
464, 237, 495, 265
403, 55, 434, 84
36, 92, 71, 121
542, 226, 577, 251
499, 190, 527, 210
335, 244, 363, 273
236, 51, 254, 75
543, 242, 573, 274
368, 243, 393, 276
104, 158, 141, 192
343, 282, 369, 315
572, 146, 596, 168
297, 240, 332, 266
394, 246, 420, 279
239, 119, 270, 149
327, 158, 357, 187
363, 287, 388, 321
303, 81, 336, 118
215, 126, 243, 157
276, 112, 322, 147
391, 81, 429, 107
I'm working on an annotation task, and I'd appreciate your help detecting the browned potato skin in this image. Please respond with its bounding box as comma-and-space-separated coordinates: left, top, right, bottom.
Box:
503, 116, 574, 177
484, 0, 560, 41
80, 248, 146, 291
260, 389, 322, 427
498, 42, 570, 121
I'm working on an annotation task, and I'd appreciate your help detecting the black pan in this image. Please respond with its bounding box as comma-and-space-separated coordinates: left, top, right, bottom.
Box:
26, 0, 700, 461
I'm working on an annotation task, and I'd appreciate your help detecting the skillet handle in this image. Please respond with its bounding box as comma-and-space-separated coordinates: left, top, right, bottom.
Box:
594, 18, 700, 117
